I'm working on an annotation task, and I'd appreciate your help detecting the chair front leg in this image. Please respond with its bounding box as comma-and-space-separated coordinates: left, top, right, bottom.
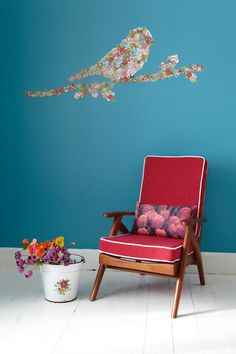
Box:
171, 225, 192, 318
172, 277, 184, 318
90, 211, 134, 302
90, 264, 106, 301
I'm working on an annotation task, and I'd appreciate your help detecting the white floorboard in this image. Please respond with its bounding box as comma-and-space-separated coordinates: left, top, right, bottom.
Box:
1, 267, 236, 354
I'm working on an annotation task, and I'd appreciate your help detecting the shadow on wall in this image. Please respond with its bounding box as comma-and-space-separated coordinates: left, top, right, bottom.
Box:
202, 162, 236, 252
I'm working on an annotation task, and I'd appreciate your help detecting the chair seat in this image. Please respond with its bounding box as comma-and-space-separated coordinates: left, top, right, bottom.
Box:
100, 234, 194, 263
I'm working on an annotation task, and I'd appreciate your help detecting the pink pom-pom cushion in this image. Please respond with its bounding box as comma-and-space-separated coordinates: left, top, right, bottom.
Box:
132, 202, 197, 239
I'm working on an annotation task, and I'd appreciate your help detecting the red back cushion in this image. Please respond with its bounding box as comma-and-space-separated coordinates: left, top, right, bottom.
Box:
139, 156, 208, 218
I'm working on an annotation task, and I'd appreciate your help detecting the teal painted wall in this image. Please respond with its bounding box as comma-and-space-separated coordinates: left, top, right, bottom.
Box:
1, 1, 236, 251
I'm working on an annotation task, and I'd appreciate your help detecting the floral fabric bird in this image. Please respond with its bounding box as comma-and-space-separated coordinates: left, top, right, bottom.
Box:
68, 27, 154, 82
26, 27, 203, 101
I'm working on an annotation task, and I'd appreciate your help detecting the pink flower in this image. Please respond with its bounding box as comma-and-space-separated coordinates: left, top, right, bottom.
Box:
74, 91, 84, 99
160, 209, 170, 220
179, 207, 192, 221
106, 93, 115, 101
175, 224, 185, 238
137, 228, 149, 235
174, 70, 180, 77
167, 224, 179, 238
168, 216, 180, 225
197, 65, 203, 72
168, 224, 185, 238
146, 210, 157, 221
25, 270, 33, 278
137, 215, 148, 228
141, 204, 155, 213
186, 72, 197, 83
159, 205, 168, 211
155, 229, 167, 237
150, 214, 164, 229
167, 55, 179, 64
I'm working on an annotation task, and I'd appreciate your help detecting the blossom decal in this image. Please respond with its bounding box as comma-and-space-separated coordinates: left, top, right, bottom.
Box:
55, 279, 71, 295
26, 27, 204, 102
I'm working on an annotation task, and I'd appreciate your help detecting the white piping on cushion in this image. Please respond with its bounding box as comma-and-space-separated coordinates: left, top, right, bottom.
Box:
99, 250, 194, 263
196, 157, 206, 234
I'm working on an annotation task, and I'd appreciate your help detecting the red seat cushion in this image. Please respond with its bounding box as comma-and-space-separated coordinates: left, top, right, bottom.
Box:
100, 234, 194, 263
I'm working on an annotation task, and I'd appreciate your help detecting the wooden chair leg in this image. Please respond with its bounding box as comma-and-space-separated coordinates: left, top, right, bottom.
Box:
171, 224, 192, 318
90, 264, 106, 301
195, 253, 205, 285
190, 234, 205, 286
171, 275, 184, 318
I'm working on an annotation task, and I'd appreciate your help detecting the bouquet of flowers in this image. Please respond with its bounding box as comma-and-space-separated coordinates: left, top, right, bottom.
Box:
15, 236, 74, 278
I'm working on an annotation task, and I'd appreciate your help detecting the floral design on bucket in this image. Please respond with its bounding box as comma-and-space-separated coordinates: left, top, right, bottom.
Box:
55, 279, 71, 295
15, 236, 76, 278
26, 27, 203, 101
132, 202, 197, 239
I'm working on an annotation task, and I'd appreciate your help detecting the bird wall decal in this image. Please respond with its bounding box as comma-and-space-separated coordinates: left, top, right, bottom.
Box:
26, 27, 203, 101
68, 27, 154, 82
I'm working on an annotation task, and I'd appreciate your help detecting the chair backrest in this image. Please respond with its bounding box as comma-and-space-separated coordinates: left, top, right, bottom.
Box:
139, 156, 208, 220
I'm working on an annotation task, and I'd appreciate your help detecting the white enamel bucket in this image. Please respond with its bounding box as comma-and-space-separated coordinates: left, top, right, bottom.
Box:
40, 255, 85, 302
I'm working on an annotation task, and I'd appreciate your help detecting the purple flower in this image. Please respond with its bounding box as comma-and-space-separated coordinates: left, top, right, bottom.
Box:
43, 255, 50, 263
30, 258, 37, 265
18, 267, 24, 273
25, 271, 33, 278
49, 250, 56, 257
15, 251, 21, 259
24, 256, 31, 265
16, 259, 25, 267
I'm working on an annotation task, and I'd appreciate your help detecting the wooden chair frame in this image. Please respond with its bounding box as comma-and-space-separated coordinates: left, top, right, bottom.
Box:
90, 211, 206, 318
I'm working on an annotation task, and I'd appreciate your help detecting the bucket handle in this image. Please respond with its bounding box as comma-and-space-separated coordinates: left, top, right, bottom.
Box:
71, 254, 86, 263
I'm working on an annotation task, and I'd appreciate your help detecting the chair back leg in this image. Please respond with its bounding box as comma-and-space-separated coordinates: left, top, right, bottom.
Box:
90, 264, 106, 301
190, 234, 206, 286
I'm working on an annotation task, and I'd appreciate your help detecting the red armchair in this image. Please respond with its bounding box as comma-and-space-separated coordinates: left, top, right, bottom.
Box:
90, 156, 208, 318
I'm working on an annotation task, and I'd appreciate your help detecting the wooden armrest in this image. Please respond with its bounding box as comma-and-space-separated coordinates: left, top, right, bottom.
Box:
103, 211, 135, 218
103, 211, 134, 236
182, 217, 207, 226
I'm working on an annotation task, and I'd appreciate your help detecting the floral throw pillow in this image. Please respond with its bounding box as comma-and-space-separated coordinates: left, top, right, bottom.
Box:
131, 202, 197, 239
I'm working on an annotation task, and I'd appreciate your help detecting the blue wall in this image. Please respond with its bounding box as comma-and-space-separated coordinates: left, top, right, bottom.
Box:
1, 1, 236, 251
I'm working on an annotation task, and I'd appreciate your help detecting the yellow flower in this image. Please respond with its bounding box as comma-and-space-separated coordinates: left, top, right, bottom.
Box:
53, 236, 64, 247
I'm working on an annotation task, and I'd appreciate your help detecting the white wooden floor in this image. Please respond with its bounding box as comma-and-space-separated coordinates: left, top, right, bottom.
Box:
1, 266, 236, 354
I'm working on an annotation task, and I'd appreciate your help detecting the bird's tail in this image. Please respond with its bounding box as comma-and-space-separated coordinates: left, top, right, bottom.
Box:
67, 64, 101, 82
25, 81, 116, 101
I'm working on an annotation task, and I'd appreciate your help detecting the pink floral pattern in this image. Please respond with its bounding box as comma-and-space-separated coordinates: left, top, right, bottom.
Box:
132, 202, 197, 239
55, 279, 71, 295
